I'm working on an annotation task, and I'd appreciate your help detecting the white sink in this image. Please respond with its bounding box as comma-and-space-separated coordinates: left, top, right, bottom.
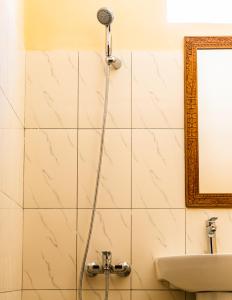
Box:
155, 254, 232, 298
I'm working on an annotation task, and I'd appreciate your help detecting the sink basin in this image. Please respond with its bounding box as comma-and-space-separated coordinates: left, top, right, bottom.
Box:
155, 254, 232, 292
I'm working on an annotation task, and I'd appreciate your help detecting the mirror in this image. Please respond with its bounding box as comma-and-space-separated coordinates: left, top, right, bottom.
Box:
185, 36, 232, 207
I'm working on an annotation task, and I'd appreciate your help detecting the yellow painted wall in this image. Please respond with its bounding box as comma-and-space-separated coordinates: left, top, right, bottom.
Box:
25, 0, 232, 50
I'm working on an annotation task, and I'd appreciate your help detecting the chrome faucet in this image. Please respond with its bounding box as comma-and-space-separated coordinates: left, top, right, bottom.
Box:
86, 251, 131, 277
206, 217, 218, 254
102, 251, 112, 272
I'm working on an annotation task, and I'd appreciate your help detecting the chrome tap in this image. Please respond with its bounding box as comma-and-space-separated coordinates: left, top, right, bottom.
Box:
206, 217, 218, 254
86, 251, 131, 277
102, 251, 112, 272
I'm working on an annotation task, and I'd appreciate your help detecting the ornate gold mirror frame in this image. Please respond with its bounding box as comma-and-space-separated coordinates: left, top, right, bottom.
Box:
185, 36, 232, 207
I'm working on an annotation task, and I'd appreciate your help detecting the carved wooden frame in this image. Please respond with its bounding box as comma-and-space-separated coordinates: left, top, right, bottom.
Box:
185, 36, 232, 207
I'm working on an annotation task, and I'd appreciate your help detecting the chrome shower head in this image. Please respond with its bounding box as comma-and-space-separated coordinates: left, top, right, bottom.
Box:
97, 7, 114, 26
96, 7, 121, 69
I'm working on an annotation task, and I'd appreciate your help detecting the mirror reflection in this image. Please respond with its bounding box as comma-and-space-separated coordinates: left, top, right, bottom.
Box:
198, 49, 232, 193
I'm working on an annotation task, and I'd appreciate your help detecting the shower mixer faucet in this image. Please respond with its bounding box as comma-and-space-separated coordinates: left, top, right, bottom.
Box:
206, 217, 218, 254
78, 8, 123, 300
86, 251, 131, 277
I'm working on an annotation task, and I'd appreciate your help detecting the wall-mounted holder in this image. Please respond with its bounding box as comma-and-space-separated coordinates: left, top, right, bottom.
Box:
86, 251, 131, 277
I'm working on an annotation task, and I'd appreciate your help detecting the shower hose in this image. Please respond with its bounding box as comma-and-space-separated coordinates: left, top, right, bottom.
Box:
78, 64, 111, 300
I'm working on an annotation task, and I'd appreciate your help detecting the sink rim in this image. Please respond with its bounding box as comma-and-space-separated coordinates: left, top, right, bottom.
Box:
155, 253, 232, 292
155, 253, 232, 260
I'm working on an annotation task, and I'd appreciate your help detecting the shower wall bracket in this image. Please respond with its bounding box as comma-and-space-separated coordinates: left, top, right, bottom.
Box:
106, 56, 121, 69
86, 251, 131, 277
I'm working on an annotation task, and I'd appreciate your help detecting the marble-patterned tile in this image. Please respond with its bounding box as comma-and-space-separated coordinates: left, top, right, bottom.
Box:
25, 51, 78, 128
132, 291, 185, 300
132, 51, 183, 128
2, 48, 25, 124
0, 129, 24, 208
0, 0, 24, 296
132, 209, 185, 289
132, 129, 184, 208
0, 0, 25, 127
5, 0, 25, 124
79, 51, 131, 128
0, 291, 22, 300
186, 209, 232, 254
0, 208, 22, 291
24, 129, 77, 208
22, 290, 76, 300
77, 209, 131, 289
0, 92, 22, 129
23, 209, 76, 289
80, 290, 130, 300
78, 129, 131, 208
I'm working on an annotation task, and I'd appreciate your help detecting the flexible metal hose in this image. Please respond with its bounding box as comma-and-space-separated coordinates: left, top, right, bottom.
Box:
78, 65, 111, 300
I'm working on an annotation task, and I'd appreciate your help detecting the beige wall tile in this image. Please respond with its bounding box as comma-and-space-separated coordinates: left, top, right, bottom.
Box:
24, 129, 77, 208
21, 50, 192, 298
0, 96, 22, 129
4, 49, 25, 124
79, 51, 131, 128
186, 209, 232, 254
80, 290, 130, 300
25, 51, 78, 128
132, 129, 184, 208
77, 209, 131, 289
132, 51, 183, 128
78, 129, 131, 208
22, 290, 76, 300
132, 209, 185, 289
0, 291, 22, 300
1, 44, 25, 124
0, 208, 22, 291
132, 291, 185, 300
23, 209, 76, 289
0, 0, 25, 126
0, 0, 24, 297
0, 129, 24, 208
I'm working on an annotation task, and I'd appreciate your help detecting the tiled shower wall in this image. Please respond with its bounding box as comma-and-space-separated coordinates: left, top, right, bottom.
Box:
0, 0, 24, 300
23, 51, 232, 300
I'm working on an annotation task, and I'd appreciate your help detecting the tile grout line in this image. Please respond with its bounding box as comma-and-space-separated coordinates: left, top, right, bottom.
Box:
24, 51, 27, 130
130, 51, 133, 299
21, 51, 27, 300
21, 288, 184, 291
23, 207, 186, 210
24, 127, 185, 130
0, 290, 22, 294
76, 50, 79, 300
21, 131, 25, 298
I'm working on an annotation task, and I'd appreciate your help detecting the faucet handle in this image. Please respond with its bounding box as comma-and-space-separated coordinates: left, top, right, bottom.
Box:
209, 217, 218, 222
207, 217, 218, 226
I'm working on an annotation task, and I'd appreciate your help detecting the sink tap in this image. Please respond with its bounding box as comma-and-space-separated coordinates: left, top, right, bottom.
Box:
206, 217, 218, 254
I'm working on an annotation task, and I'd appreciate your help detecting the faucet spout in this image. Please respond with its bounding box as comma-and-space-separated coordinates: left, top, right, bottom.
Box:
206, 217, 218, 254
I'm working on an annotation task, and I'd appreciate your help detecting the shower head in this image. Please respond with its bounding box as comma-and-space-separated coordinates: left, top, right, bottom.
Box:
97, 7, 114, 26
97, 7, 121, 69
